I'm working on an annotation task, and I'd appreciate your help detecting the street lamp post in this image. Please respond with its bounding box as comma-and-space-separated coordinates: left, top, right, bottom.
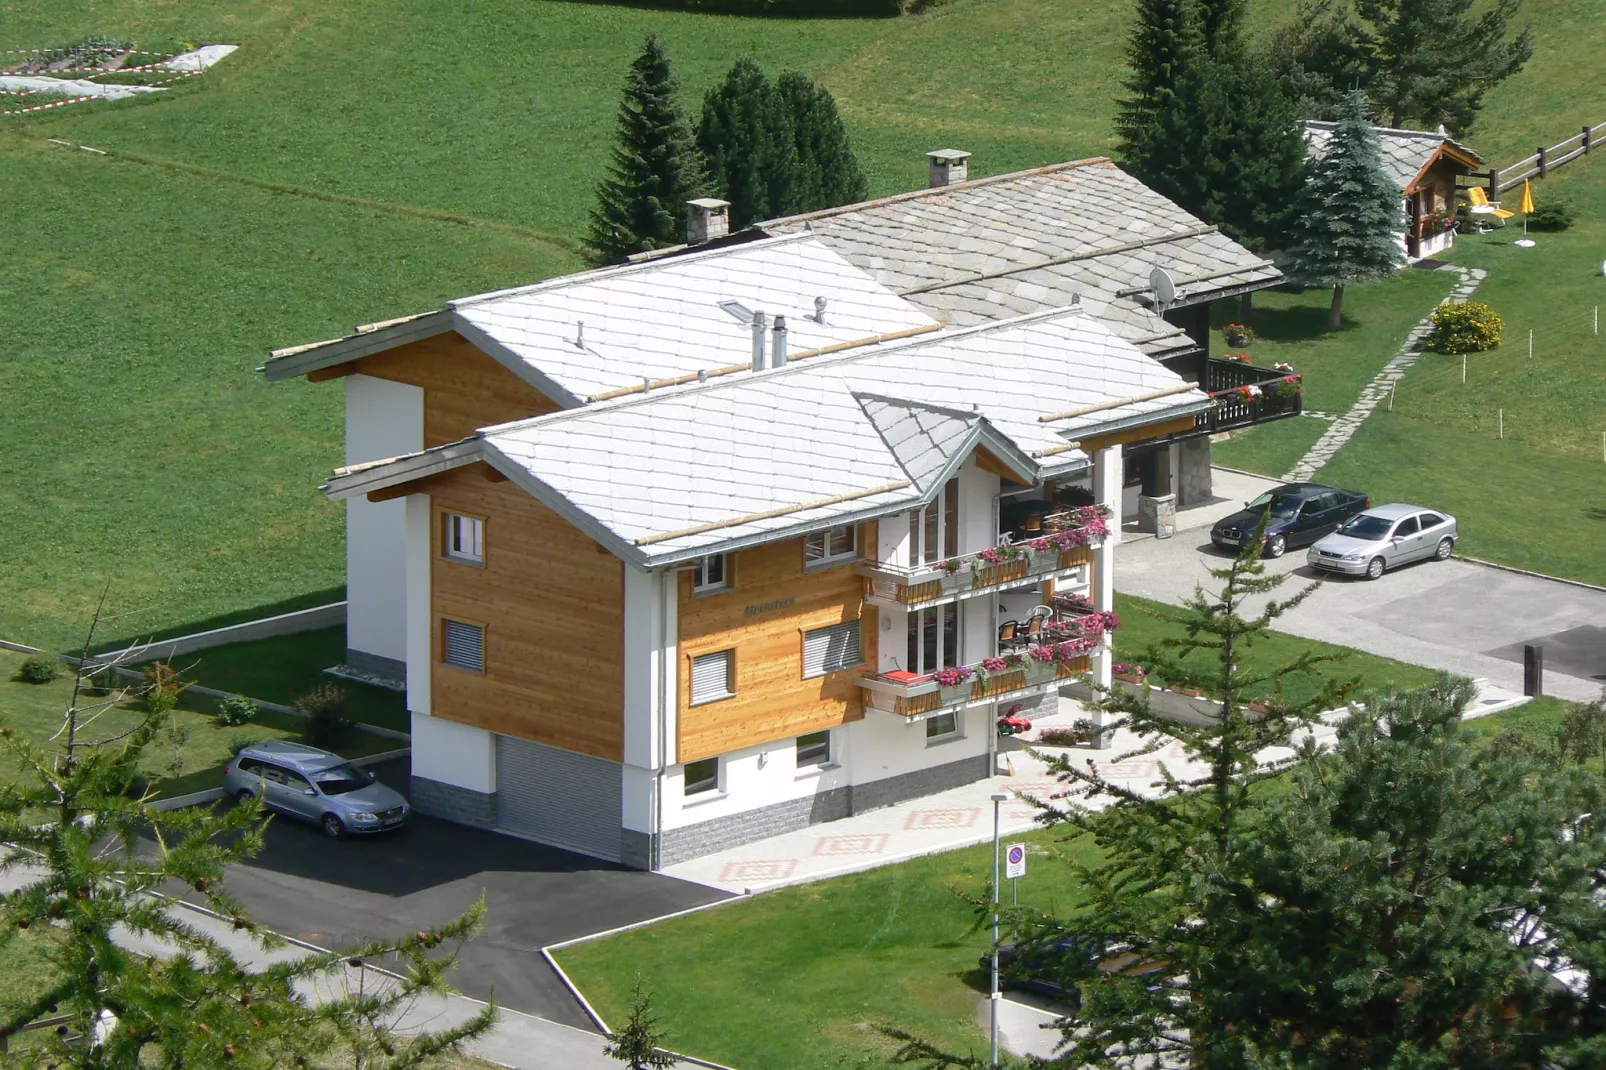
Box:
990, 791, 1008, 1067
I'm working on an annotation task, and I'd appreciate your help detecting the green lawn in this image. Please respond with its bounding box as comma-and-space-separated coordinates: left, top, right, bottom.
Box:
1113, 594, 1444, 705
177, 627, 409, 735
558, 824, 1100, 1070
4, 0, 1602, 649
0, 650, 399, 798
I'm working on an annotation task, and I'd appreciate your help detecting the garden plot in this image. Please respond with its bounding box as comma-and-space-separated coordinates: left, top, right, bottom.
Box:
0, 44, 234, 112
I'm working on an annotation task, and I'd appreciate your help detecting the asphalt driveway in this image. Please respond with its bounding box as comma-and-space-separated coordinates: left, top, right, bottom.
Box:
187, 758, 728, 1029
1116, 528, 1606, 702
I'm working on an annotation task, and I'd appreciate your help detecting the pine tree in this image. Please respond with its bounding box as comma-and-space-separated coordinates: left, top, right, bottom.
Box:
697, 58, 799, 229
1206, 58, 1311, 249
1285, 89, 1405, 328
777, 71, 868, 214
603, 978, 677, 1069
587, 35, 709, 264
1352, 0, 1532, 132
0, 603, 494, 1068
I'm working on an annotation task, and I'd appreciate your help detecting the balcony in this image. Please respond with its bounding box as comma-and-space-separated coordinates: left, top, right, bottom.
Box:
1192, 356, 1303, 436
860, 508, 1108, 610
860, 647, 1096, 720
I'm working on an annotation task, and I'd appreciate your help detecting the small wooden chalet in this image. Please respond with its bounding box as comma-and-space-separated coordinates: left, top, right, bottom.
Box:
1304, 122, 1483, 260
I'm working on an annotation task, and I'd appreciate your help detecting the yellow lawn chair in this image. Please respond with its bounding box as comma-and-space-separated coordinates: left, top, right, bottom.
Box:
1466, 186, 1515, 228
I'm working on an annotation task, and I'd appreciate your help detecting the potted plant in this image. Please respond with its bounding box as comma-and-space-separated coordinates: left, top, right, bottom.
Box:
1024, 645, 1058, 683
933, 664, 976, 704
1223, 323, 1259, 347
1112, 662, 1146, 685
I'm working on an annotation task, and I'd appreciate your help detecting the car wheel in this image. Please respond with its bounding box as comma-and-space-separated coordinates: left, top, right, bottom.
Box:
1265, 534, 1287, 559
1365, 556, 1386, 581
235, 789, 255, 805
1435, 537, 1453, 561
321, 814, 346, 840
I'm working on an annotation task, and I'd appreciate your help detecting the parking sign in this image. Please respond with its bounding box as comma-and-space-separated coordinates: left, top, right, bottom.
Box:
1005, 843, 1026, 880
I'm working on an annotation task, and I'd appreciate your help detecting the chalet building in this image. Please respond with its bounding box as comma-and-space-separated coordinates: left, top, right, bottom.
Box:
1303, 121, 1483, 261
641, 151, 1299, 523
264, 230, 1206, 867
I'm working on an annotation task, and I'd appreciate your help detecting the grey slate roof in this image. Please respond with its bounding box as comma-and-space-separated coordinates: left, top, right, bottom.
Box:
759, 158, 1281, 356
325, 306, 1208, 567
1303, 122, 1481, 194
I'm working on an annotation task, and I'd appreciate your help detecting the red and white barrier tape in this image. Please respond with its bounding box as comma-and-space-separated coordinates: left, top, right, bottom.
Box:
0, 68, 200, 115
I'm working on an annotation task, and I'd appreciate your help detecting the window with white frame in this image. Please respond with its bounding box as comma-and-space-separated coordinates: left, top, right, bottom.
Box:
692, 554, 729, 593
908, 479, 960, 566
442, 619, 485, 673
443, 513, 484, 564
805, 524, 858, 567
796, 731, 831, 768
803, 620, 862, 678
684, 756, 720, 796
907, 603, 959, 676
689, 650, 735, 705
925, 711, 960, 741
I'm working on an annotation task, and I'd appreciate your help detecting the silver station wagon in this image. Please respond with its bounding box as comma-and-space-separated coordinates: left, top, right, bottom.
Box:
1307, 503, 1459, 580
224, 740, 409, 839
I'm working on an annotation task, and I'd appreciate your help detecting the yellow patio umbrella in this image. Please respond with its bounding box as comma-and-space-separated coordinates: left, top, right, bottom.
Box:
1517, 179, 1537, 244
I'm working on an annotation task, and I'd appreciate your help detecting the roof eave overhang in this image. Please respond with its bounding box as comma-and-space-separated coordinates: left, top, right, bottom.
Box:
1036, 398, 1211, 476
260, 310, 452, 381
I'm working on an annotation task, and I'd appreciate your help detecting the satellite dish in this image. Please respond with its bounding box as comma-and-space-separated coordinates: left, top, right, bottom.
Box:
1149, 266, 1177, 314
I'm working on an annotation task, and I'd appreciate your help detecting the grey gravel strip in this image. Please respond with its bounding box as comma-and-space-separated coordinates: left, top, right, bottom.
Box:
1284, 265, 1487, 482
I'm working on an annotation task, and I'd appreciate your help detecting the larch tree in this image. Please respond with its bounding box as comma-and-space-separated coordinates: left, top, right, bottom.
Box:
0, 602, 494, 1068
587, 35, 709, 264
776, 71, 868, 214
1285, 88, 1405, 328
697, 58, 799, 229
1352, 0, 1532, 133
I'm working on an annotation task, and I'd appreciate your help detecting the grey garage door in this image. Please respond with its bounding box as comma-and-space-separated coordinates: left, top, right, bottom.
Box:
495, 735, 623, 863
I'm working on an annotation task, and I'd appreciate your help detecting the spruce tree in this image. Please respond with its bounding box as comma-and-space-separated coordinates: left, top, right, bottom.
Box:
587, 35, 709, 264
0, 605, 494, 1068
1353, 0, 1532, 133
1285, 89, 1405, 328
1113, 0, 1201, 182
1206, 58, 1310, 249
697, 57, 799, 229
777, 71, 868, 214
603, 978, 677, 1069
1196, 0, 1246, 56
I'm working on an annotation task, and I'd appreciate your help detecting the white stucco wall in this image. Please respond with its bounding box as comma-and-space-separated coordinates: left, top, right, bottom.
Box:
403, 493, 432, 716
410, 712, 496, 793
621, 565, 679, 836
345, 375, 423, 665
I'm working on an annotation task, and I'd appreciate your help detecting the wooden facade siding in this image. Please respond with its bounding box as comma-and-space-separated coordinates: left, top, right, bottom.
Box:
677, 525, 878, 763
428, 466, 626, 760
353, 332, 561, 445
1080, 413, 1200, 453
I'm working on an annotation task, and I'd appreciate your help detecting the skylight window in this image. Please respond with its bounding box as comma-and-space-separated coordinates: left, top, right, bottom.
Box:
718, 300, 755, 324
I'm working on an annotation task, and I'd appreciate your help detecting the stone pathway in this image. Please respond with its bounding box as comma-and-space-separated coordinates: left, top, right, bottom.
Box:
1284, 265, 1486, 482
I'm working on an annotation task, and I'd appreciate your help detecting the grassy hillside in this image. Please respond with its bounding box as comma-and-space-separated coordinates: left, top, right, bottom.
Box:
2, 0, 1601, 647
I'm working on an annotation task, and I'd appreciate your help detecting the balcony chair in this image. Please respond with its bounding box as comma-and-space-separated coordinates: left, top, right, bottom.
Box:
998, 620, 1026, 652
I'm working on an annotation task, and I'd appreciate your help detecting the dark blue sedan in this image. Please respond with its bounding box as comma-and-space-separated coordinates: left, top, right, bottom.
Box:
1210, 483, 1371, 559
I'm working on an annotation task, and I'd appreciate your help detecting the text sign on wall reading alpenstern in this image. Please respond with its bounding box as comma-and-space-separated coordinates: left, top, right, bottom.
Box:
1005, 843, 1026, 880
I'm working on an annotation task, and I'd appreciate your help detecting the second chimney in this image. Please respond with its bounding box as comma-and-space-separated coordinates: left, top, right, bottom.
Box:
751, 311, 768, 371
770, 316, 788, 368
926, 148, 971, 188
686, 198, 731, 245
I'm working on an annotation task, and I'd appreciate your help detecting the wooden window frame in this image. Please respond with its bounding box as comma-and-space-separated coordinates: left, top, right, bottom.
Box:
437, 507, 488, 567
440, 616, 488, 675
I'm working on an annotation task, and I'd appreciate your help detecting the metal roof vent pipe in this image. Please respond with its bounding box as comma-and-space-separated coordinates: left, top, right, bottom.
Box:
751, 310, 768, 371
771, 316, 788, 367
926, 148, 971, 188
814, 296, 827, 325
686, 198, 731, 245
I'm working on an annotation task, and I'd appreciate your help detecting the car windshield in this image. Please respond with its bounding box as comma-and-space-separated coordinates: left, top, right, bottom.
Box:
1246, 492, 1302, 519
310, 765, 370, 795
1339, 515, 1394, 540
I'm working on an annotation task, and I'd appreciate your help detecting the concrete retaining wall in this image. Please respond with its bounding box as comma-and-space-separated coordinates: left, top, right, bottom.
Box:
94, 602, 347, 664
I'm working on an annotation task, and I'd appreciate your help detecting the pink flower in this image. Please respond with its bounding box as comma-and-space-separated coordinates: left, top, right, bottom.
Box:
1028, 646, 1056, 663
933, 665, 975, 687
981, 656, 1007, 671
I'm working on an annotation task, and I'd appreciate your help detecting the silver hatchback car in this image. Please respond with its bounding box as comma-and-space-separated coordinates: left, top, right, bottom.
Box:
224, 740, 409, 838
1307, 503, 1459, 580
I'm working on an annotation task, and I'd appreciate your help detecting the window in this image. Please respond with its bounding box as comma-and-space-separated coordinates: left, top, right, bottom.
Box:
805, 525, 858, 567
443, 513, 484, 564
443, 619, 485, 673
796, 731, 831, 768
803, 621, 862, 677
926, 711, 960, 741
1418, 512, 1445, 528
908, 479, 960, 565
684, 757, 720, 796
1394, 516, 1420, 537
692, 554, 729, 593
907, 604, 959, 676
690, 650, 735, 705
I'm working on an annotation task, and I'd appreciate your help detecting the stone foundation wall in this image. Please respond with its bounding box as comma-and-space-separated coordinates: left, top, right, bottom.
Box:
410, 776, 497, 829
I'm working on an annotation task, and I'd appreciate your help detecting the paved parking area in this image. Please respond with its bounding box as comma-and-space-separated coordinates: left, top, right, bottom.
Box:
190, 758, 728, 1029
1117, 492, 1606, 702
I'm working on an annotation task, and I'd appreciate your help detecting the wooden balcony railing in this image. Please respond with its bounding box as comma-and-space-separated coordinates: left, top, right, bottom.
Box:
1195, 357, 1303, 435
860, 653, 1093, 719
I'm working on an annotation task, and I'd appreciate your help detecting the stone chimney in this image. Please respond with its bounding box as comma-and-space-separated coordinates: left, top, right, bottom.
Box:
686, 198, 731, 245
926, 149, 971, 188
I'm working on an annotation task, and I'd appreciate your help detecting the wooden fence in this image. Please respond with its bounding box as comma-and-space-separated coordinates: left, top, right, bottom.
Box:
1459, 119, 1606, 195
